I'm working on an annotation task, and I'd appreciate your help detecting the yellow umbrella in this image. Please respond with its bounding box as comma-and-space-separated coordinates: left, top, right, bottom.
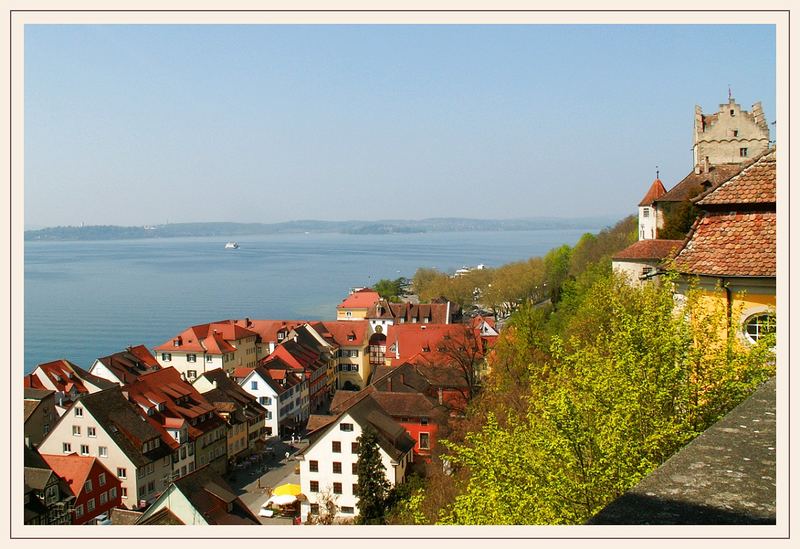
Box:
272, 483, 302, 497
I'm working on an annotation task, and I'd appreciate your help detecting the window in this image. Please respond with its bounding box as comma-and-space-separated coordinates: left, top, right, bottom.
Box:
346, 311, 352, 318
117, 468, 127, 479
740, 147, 748, 157
74, 505, 84, 519
351, 350, 359, 357
86, 498, 95, 512
332, 441, 341, 453
81, 445, 90, 455
744, 313, 776, 344
333, 482, 342, 495
730, 109, 735, 116
85, 479, 93, 493
138, 485, 146, 498
310, 504, 320, 515
419, 432, 430, 450
642, 207, 650, 218
310, 481, 319, 492
642, 266, 653, 276
98, 446, 108, 458
333, 462, 342, 474
121, 487, 127, 499
340, 423, 353, 432
251, 381, 258, 390
148, 480, 155, 492
259, 396, 271, 405
87, 427, 96, 437
187, 370, 197, 379
733, 129, 739, 137
100, 491, 108, 505
420, 417, 429, 426
98, 473, 106, 486
187, 354, 197, 363
351, 442, 360, 454
309, 460, 318, 472
161, 353, 172, 362
109, 487, 117, 500
341, 506, 354, 514
74, 407, 83, 417
72, 425, 81, 436
352, 463, 358, 475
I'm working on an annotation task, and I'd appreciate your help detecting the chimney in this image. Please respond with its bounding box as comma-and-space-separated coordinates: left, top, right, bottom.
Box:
245, 317, 251, 327
703, 156, 709, 173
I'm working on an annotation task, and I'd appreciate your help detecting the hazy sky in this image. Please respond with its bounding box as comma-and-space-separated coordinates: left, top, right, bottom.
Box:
24, 24, 776, 228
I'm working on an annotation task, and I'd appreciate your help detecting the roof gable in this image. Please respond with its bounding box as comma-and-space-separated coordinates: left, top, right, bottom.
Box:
638, 178, 667, 206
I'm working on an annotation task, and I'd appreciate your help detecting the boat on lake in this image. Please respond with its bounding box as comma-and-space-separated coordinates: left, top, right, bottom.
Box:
225, 241, 239, 249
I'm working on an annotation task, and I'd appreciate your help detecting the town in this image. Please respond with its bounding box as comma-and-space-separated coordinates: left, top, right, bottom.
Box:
23, 96, 777, 526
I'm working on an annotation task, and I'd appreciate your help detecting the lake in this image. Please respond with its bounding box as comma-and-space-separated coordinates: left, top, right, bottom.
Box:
23, 228, 600, 373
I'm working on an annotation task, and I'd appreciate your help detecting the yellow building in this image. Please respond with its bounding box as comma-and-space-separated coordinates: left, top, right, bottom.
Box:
672, 149, 776, 345
336, 289, 380, 321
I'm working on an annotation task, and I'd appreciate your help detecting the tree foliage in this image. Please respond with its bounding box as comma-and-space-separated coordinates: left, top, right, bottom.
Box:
373, 277, 409, 302
355, 425, 391, 524
427, 273, 775, 525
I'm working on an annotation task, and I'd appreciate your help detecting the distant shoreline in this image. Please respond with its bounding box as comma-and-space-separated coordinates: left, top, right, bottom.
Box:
24, 217, 621, 242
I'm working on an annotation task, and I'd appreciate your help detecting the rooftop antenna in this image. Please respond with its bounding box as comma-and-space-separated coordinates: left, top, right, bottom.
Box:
656, 166, 659, 180
728, 85, 732, 101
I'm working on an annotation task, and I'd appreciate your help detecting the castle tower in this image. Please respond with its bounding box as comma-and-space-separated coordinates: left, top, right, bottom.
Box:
638, 176, 667, 240
692, 97, 770, 171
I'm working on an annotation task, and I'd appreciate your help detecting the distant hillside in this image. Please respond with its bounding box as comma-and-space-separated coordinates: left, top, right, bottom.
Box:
24, 216, 620, 242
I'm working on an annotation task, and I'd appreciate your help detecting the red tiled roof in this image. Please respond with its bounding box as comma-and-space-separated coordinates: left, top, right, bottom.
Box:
696, 149, 776, 206
656, 164, 746, 203
638, 178, 667, 207
229, 319, 308, 344
312, 320, 369, 347
386, 324, 481, 365
39, 454, 101, 497
612, 239, 684, 261
672, 212, 776, 277
368, 300, 453, 324
336, 289, 381, 310
154, 322, 256, 353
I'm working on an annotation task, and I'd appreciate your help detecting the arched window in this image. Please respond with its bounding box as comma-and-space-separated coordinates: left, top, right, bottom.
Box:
743, 313, 776, 344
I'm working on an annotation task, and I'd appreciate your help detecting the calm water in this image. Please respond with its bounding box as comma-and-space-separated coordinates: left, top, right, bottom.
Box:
24, 229, 597, 373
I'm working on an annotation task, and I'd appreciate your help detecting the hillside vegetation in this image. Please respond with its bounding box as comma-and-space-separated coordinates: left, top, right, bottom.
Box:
393, 216, 775, 525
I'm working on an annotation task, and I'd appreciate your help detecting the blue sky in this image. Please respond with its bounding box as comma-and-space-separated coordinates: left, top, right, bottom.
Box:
24, 24, 776, 227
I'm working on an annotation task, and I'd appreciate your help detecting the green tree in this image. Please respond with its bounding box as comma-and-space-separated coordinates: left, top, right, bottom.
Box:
355, 425, 391, 524
374, 277, 409, 302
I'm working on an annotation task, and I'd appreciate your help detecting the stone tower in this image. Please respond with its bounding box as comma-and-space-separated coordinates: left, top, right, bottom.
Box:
693, 97, 770, 171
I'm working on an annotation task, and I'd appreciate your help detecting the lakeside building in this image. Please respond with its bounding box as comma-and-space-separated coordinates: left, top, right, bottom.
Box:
89, 345, 161, 386
126, 367, 228, 476
310, 321, 372, 391
24, 387, 56, 449
672, 148, 776, 343
228, 318, 309, 359
24, 445, 75, 525
153, 322, 259, 380
297, 393, 415, 523
39, 452, 122, 525
235, 359, 307, 438
135, 466, 260, 525
25, 359, 116, 417
37, 387, 173, 510
336, 288, 381, 321
192, 369, 268, 464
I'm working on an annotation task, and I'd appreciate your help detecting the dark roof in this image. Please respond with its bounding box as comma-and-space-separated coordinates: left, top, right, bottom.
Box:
197, 369, 266, 421
368, 300, 454, 325
638, 178, 667, 207
24, 387, 54, 400
370, 392, 442, 418
76, 387, 171, 467
696, 149, 776, 206
109, 508, 144, 525
305, 414, 338, 434
137, 507, 185, 525
655, 164, 745, 204
589, 377, 776, 525
169, 466, 260, 525
95, 345, 161, 385
24, 400, 41, 422
672, 212, 776, 277
612, 240, 684, 261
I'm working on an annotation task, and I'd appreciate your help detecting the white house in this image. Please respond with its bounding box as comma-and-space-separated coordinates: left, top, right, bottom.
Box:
37, 387, 174, 510
296, 394, 415, 523
237, 362, 306, 438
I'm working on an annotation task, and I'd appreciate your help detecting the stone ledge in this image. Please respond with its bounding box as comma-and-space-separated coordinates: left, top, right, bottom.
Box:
588, 377, 776, 525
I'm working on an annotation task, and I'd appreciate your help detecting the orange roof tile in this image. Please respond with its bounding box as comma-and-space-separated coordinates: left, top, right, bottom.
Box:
39, 454, 100, 497
336, 289, 381, 310
696, 149, 776, 206
313, 320, 369, 347
154, 322, 254, 353
612, 239, 684, 261
638, 178, 668, 207
672, 212, 775, 277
